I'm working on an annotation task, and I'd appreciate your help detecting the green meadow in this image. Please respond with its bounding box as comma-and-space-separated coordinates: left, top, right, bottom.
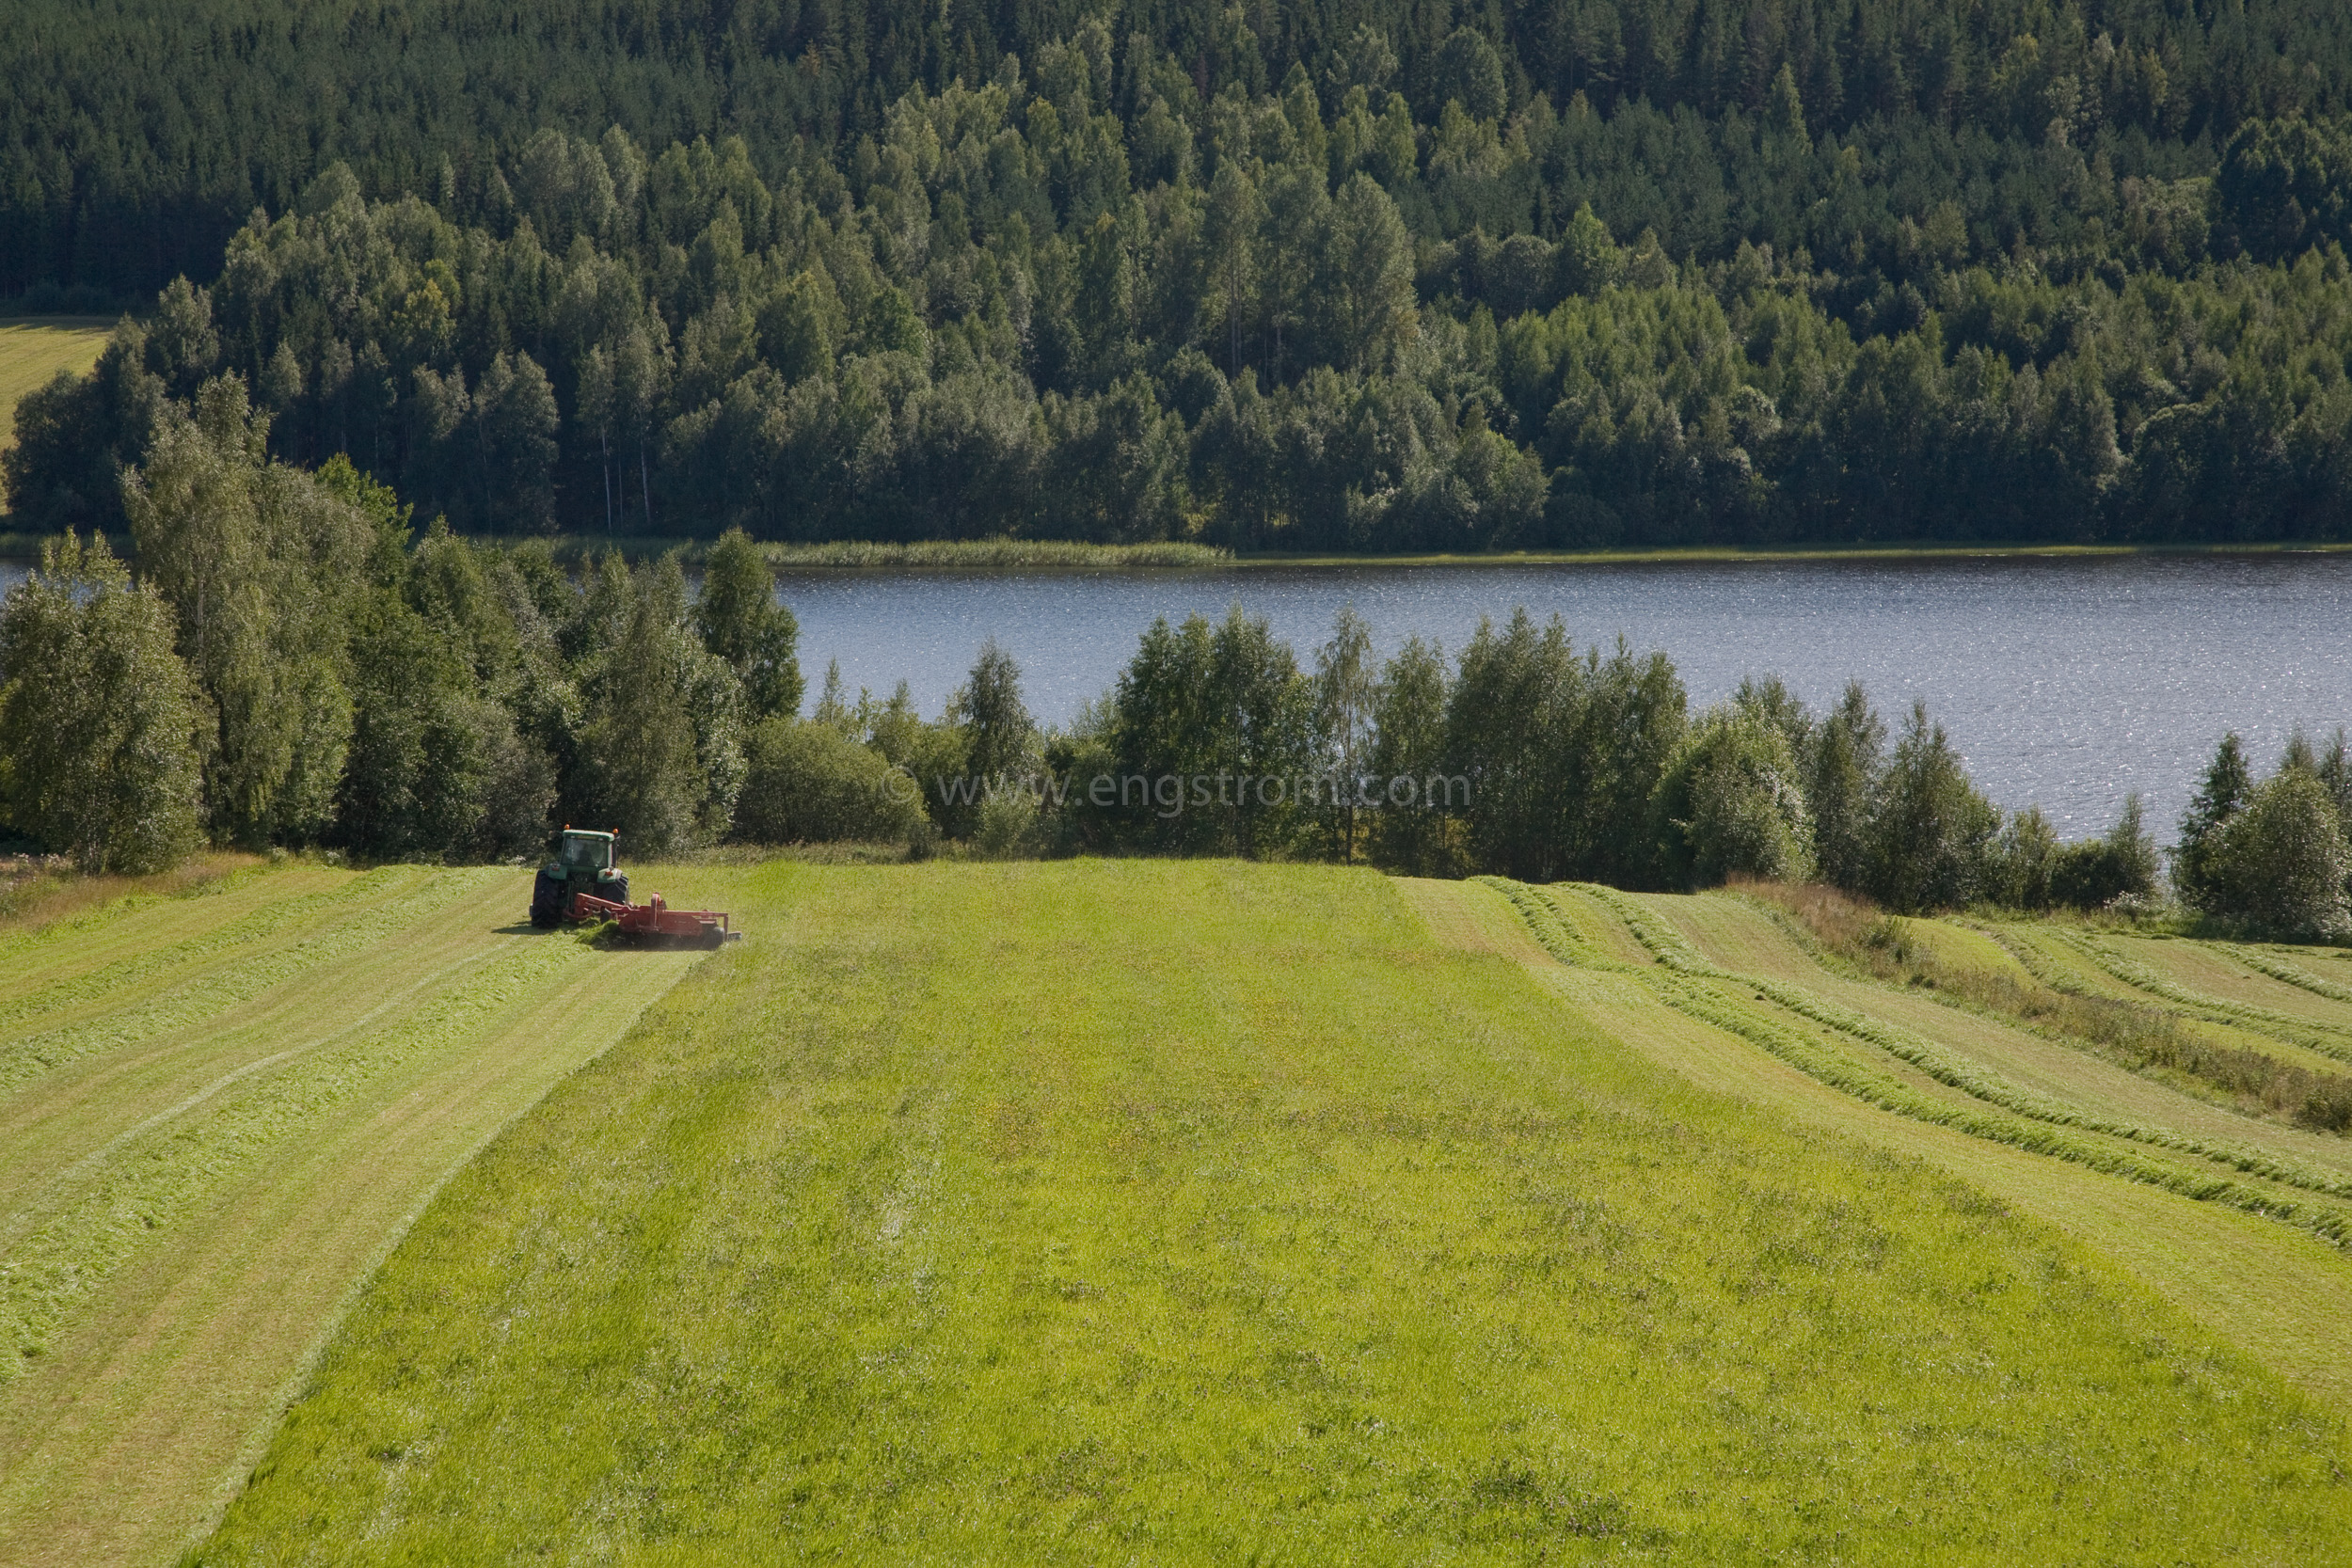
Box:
151, 860, 2352, 1563
0, 319, 110, 454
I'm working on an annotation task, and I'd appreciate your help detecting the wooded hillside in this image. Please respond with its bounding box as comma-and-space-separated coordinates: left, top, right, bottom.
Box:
10, 1, 2352, 544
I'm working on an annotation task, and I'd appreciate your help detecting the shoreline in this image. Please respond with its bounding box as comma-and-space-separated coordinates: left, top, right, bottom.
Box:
7, 531, 2352, 572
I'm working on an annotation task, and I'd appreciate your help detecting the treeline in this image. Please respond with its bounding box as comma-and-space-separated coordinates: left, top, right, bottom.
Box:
14, 401, 2344, 932
13, 13, 2352, 544
730, 597, 2349, 930
0, 381, 790, 872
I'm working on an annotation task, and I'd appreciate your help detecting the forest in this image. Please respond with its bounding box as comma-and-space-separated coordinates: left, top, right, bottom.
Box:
5, 383, 2348, 930
10, 2, 2352, 544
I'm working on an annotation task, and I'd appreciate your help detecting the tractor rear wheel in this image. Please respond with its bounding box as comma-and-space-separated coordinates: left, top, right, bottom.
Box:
529, 871, 567, 927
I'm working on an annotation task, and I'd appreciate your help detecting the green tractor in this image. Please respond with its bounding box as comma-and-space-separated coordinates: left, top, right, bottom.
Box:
529, 827, 630, 927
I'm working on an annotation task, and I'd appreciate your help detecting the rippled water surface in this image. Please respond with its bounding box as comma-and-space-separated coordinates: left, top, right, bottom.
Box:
8, 552, 2346, 834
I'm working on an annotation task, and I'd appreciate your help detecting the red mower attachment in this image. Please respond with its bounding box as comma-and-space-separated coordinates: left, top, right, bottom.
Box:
568, 889, 742, 948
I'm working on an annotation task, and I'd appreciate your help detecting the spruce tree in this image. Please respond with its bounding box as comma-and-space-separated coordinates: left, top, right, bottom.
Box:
692, 528, 803, 722
2175, 733, 2252, 908
1366, 636, 1451, 875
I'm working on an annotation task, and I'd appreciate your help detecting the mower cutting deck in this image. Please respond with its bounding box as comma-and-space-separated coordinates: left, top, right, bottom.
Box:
569, 889, 741, 947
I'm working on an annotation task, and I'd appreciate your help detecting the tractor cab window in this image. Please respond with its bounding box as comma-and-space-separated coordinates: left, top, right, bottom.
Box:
560, 835, 612, 871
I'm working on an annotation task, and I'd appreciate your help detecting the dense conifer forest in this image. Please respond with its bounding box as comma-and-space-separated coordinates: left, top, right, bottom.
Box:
10, 0, 2352, 545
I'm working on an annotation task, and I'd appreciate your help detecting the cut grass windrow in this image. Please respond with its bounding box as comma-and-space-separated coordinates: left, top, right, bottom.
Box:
1484, 879, 2352, 1249
1471, 877, 1601, 966
0, 928, 598, 1382
1980, 922, 2352, 1065
2216, 943, 2352, 1007
0, 867, 413, 1032
0, 870, 488, 1103
1762, 896, 2352, 1131
1582, 885, 2352, 1196
1739, 891, 2352, 1134
2037, 927, 2352, 1062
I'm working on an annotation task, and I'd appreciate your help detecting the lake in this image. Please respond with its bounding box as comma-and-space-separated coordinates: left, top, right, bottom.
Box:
8, 552, 2347, 835
780, 553, 2352, 836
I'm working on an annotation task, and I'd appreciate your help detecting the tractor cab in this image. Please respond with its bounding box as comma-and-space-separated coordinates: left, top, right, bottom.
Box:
529, 827, 629, 927
556, 830, 615, 873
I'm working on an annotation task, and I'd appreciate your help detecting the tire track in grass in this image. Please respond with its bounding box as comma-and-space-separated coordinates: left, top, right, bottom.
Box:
1483, 879, 2352, 1252
0, 870, 489, 1105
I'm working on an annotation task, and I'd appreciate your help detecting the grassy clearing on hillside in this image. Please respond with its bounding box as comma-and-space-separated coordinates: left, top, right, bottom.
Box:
0, 862, 707, 1568
195, 861, 2352, 1563
0, 318, 110, 451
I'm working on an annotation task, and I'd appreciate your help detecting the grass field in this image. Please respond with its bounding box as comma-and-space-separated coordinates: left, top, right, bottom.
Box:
0, 860, 709, 1567
167, 861, 2352, 1563
0, 319, 111, 453
1489, 881, 2352, 1396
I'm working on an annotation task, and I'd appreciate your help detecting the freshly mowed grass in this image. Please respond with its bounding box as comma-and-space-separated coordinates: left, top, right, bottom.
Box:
195, 860, 2352, 1563
1531, 884, 2352, 1245
2101, 933, 2352, 1038
1484, 896, 2352, 1408
0, 318, 111, 451
0, 862, 708, 1568
1656, 893, 2352, 1176
1480, 879, 2352, 1402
